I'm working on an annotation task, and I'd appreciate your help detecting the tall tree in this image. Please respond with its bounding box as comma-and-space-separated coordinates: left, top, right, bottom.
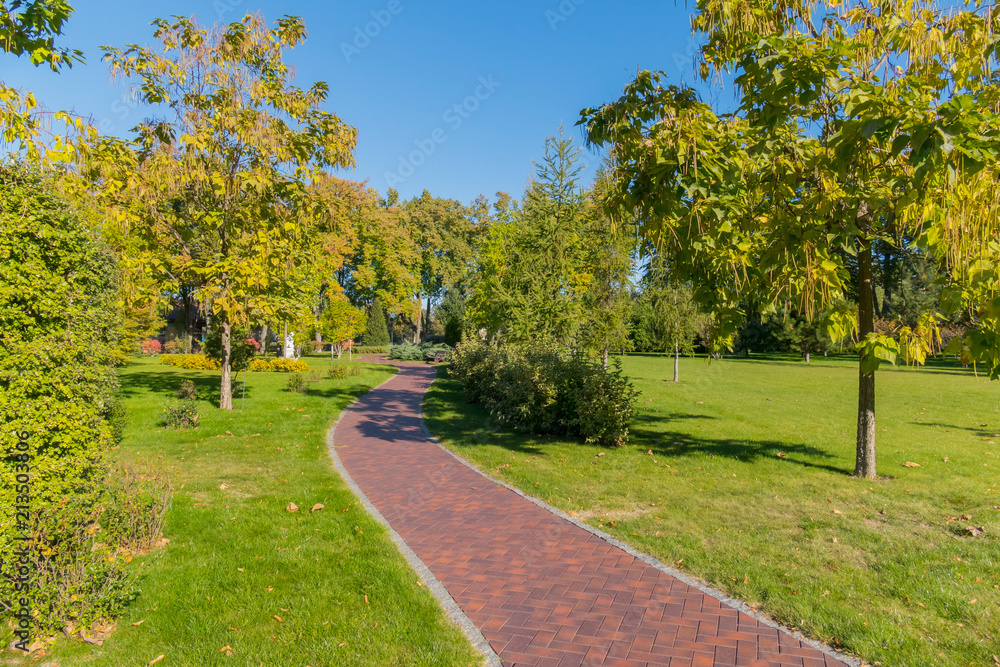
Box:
582, 0, 1000, 479
402, 191, 475, 342
101, 13, 356, 409
468, 134, 593, 347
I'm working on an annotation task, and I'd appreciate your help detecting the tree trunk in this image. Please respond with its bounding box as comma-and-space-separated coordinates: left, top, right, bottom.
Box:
261, 324, 269, 358
219, 315, 233, 411
855, 239, 878, 479
414, 293, 423, 344
426, 295, 432, 343
804, 351, 811, 363
603, 342, 609, 370
673, 341, 680, 382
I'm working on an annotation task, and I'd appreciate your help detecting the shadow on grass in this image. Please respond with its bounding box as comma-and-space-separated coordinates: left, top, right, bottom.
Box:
118, 366, 238, 404
631, 412, 848, 473
912, 422, 997, 438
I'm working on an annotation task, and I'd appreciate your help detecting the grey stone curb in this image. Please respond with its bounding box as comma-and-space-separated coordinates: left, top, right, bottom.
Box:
417, 369, 865, 667
326, 369, 502, 667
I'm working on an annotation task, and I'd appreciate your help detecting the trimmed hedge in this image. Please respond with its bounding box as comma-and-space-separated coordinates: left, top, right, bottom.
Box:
389, 342, 451, 362
351, 346, 389, 355
163, 355, 310, 373
449, 340, 639, 447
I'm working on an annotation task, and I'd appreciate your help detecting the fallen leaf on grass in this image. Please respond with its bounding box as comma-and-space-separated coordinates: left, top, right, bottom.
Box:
338, 643, 346, 648
903, 462, 921, 468
132, 620, 145, 626
311, 504, 325, 512
219, 484, 229, 490
286, 503, 298, 513
832, 510, 843, 515
992, 655, 999, 667
970, 598, 978, 605
964, 526, 985, 537
273, 615, 283, 622
776, 452, 786, 458
364, 595, 369, 604
218, 645, 232, 655
149, 657, 165, 666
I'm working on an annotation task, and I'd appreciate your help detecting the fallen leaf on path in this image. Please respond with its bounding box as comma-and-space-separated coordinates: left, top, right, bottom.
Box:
286, 503, 298, 513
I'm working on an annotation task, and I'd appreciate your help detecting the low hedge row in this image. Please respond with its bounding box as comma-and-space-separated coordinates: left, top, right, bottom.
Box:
449, 340, 639, 447
389, 343, 451, 362
161, 355, 310, 373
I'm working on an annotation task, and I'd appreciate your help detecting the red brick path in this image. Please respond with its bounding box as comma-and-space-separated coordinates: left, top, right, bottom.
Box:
333, 362, 852, 667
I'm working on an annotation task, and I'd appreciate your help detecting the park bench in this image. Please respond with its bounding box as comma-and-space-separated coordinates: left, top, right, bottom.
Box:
427, 350, 449, 363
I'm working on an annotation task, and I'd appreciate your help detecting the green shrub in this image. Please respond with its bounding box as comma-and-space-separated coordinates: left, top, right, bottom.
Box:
0, 164, 145, 636
203, 321, 256, 373
176, 380, 200, 400
286, 374, 308, 394
162, 402, 199, 429
327, 365, 348, 380
450, 340, 639, 447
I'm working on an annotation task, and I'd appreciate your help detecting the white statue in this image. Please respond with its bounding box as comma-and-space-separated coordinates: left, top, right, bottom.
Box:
284, 332, 296, 359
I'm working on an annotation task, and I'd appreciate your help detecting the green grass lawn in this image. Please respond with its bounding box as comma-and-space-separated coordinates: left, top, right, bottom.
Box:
9, 356, 480, 667
424, 353, 1000, 667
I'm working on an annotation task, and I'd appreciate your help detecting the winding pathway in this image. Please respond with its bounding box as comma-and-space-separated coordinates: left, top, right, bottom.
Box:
329, 361, 855, 667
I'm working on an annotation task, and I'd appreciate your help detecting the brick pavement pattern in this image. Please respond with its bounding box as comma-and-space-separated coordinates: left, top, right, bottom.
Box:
333, 362, 851, 667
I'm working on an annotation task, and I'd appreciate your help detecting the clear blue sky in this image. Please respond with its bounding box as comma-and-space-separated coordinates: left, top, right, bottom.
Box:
4, 0, 731, 205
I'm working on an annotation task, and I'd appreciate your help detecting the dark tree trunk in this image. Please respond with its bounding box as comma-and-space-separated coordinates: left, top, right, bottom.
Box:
426, 295, 432, 343
219, 315, 233, 411
855, 239, 878, 479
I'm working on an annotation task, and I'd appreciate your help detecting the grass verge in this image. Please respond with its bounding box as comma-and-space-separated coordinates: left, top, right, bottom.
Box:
424, 354, 1000, 667
4, 355, 481, 667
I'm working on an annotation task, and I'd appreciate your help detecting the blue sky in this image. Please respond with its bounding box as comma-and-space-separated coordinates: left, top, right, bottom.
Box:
4, 0, 729, 205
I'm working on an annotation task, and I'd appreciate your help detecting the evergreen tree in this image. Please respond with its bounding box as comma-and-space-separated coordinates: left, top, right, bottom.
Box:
361, 298, 390, 347
468, 131, 593, 348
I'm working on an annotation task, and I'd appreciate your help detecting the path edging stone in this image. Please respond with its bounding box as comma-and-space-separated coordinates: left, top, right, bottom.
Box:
417, 368, 864, 667
327, 369, 502, 667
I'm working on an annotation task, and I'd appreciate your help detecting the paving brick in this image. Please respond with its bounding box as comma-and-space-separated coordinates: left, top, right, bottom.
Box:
335, 361, 851, 667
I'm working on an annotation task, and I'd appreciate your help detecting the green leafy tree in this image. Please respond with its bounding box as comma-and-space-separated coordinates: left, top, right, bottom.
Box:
775, 311, 837, 363
0, 0, 86, 161
319, 299, 367, 359
636, 265, 706, 381
582, 0, 1000, 479
100, 13, 357, 410
402, 191, 475, 342
361, 298, 390, 347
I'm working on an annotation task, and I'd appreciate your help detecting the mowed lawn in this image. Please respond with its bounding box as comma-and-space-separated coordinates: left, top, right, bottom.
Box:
18, 356, 480, 667
424, 354, 1000, 667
